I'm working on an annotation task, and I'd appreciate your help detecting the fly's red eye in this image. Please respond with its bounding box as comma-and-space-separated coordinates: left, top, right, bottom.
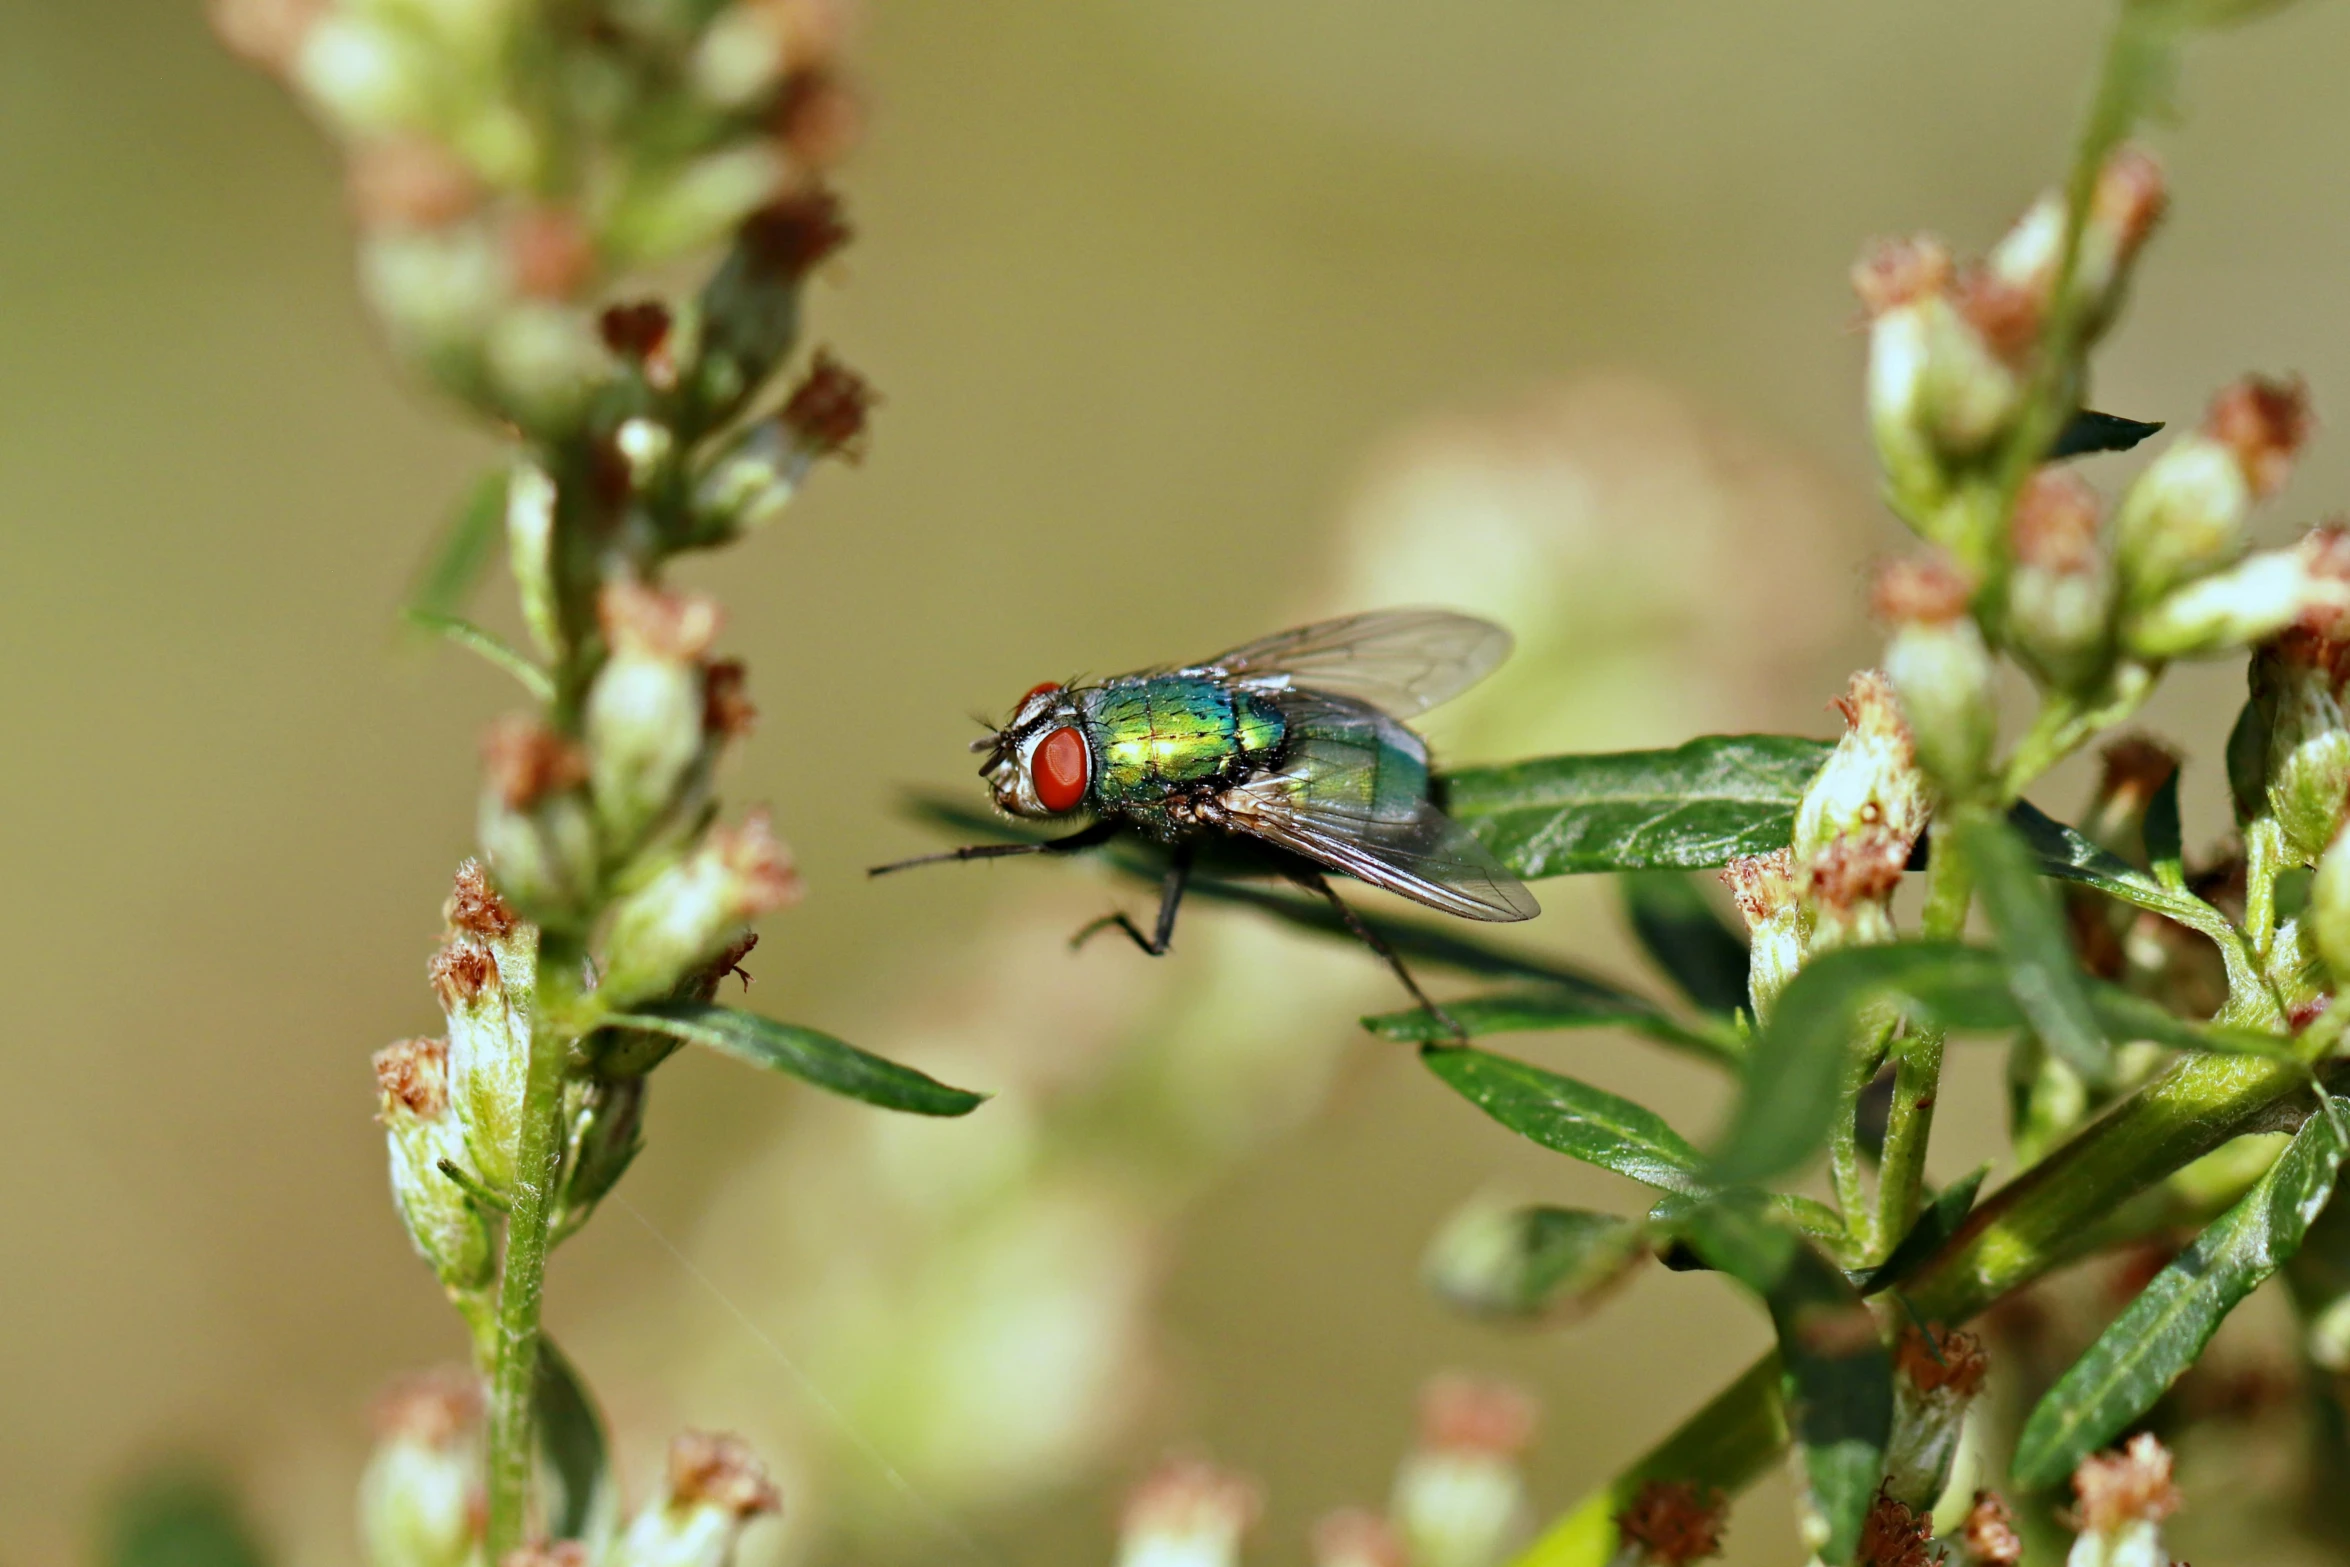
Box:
1031, 726, 1089, 813
1023, 682, 1063, 703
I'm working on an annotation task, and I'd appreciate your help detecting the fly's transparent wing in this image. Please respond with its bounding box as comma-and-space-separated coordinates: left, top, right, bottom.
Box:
1213, 697, 1539, 922
1192, 609, 1512, 718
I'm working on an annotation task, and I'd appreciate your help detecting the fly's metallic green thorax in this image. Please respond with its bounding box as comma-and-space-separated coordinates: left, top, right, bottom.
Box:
1078, 675, 1287, 815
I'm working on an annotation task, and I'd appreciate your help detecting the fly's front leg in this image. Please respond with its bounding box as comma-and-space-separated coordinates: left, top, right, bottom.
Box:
1290, 866, 1465, 1042
869, 819, 1118, 877
1071, 844, 1193, 956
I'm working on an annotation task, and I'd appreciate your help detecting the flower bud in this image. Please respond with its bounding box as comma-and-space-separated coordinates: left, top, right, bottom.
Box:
690, 6, 791, 108
1961, 1491, 2024, 1566
1311, 1510, 1404, 1567
2252, 631, 2350, 864
1612, 1480, 1726, 1567
598, 812, 801, 1007
608, 144, 789, 267
360, 228, 505, 364
432, 861, 539, 1192
2008, 468, 2113, 689
2071, 146, 2167, 337
373, 1038, 494, 1292
477, 718, 599, 922
1390, 1376, 1537, 1567
1420, 1198, 1646, 1321
294, 14, 434, 136
359, 1370, 482, 1567
2064, 1434, 2178, 1567
691, 190, 851, 423
2116, 376, 2311, 611
691, 352, 877, 537
2125, 526, 2350, 660
1802, 832, 1906, 954
587, 582, 724, 850
1721, 850, 1800, 1023
1875, 555, 1996, 789
1791, 670, 1930, 867
613, 1433, 780, 1567
484, 302, 610, 436
1882, 1322, 1988, 1509
1854, 238, 2023, 486
1117, 1459, 1261, 1567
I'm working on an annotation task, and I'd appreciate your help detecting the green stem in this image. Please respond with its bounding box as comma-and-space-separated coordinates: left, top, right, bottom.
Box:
483, 936, 586, 1559
2246, 815, 2286, 960
1829, 1031, 1876, 1257
1874, 817, 1972, 1259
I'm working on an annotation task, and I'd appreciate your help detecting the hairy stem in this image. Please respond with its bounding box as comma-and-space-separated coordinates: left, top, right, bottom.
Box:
484, 934, 587, 1558
1875, 817, 1972, 1258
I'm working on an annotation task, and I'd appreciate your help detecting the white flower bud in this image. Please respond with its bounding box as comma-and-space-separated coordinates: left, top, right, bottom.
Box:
690, 6, 791, 107
360, 228, 506, 360
1792, 670, 1930, 866
1875, 556, 1996, 790
295, 14, 435, 136
476, 719, 597, 923
2116, 376, 2311, 611
1721, 850, 1801, 1023
372, 1038, 494, 1292
1853, 237, 2024, 484
1390, 1377, 1536, 1567
691, 353, 876, 538
614, 1433, 780, 1567
2008, 468, 2114, 689
2063, 1435, 2178, 1567
430, 862, 538, 1192
485, 302, 610, 435
599, 812, 801, 1007
587, 582, 724, 849
1117, 1459, 1261, 1567
359, 1370, 482, 1567
2254, 633, 2350, 864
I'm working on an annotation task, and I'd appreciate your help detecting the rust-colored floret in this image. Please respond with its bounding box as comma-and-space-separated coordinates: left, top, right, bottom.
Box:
599, 300, 674, 360
2011, 468, 2103, 573
1894, 1320, 1989, 1398
1958, 1490, 2022, 1565
713, 811, 804, 916
1852, 235, 1953, 316
373, 1367, 483, 1448
1871, 554, 1974, 626
374, 1037, 452, 1120
668, 1430, 782, 1518
2092, 144, 2169, 264
774, 68, 862, 168
430, 941, 499, 1009
347, 136, 482, 231
1720, 848, 1797, 927
703, 659, 759, 738
780, 349, 878, 460
600, 579, 724, 662
1954, 267, 2044, 364
2205, 374, 2312, 499
1858, 1485, 1942, 1567
1119, 1457, 1264, 1544
739, 188, 852, 275
1613, 1478, 1726, 1565
2095, 734, 2181, 816
445, 858, 519, 938
1417, 1373, 1539, 1457
2068, 1432, 2181, 1537
1808, 832, 1909, 913
480, 717, 590, 811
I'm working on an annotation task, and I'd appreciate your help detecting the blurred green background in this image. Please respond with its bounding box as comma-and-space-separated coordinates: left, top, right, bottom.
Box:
7, 2, 2350, 1563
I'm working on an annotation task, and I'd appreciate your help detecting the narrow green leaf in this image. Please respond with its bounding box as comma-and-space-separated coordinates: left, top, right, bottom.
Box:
1365, 986, 1738, 1065
534, 1337, 611, 1542
2145, 766, 2185, 889
1957, 810, 2114, 1088
1856, 1165, 1989, 1295
1647, 1189, 1851, 1253
2011, 1096, 2350, 1487
1621, 872, 1750, 1015
404, 470, 508, 622
1440, 736, 1834, 876
403, 609, 557, 703
1421, 1043, 1710, 1194
612, 1003, 987, 1116
1423, 1203, 1650, 1320
2049, 408, 2164, 459
1680, 1197, 1891, 1564
104, 1471, 269, 1567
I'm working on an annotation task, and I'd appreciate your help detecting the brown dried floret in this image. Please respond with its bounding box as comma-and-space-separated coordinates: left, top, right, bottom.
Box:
739, 188, 852, 275
2205, 374, 2312, 499
374, 1037, 452, 1119
1958, 1490, 2022, 1565
1852, 236, 1953, 316
2011, 469, 2103, 574
781, 349, 878, 460
2067, 1432, 2180, 1536
1858, 1484, 1942, 1567
1808, 831, 1909, 913
1871, 554, 1974, 626
1894, 1320, 1988, 1398
1720, 849, 1797, 928
600, 580, 723, 663
481, 717, 590, 811
445, 858, 519, 937
668, 1430, 782, 1518
429, 941, 499, 1009
704, 659, 758, 738
1613, 1478, 1726, 1565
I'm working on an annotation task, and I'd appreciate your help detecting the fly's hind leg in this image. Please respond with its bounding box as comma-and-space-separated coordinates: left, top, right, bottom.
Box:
1290, 866, 1466, 1042
1072, 845, 1193, 956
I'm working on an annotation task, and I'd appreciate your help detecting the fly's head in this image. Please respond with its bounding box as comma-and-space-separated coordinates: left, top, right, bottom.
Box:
978, 682, 1092, 819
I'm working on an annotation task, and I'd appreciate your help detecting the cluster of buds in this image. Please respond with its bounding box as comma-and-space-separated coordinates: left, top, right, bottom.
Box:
1881, 1322, 1989, 1510
212, 0, 858, 435
1723, 671, 1930, 1019
1855, 148, 2164, 517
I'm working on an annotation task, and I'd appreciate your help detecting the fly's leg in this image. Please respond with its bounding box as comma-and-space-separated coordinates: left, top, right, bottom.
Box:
1072, 845, 1192, 956
1291, 866, 1465, 1042
869, 820, 1118, 877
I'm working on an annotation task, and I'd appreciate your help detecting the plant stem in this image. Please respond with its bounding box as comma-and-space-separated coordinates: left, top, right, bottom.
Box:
484, 934, 586, 1559
1829, 1031, 1877, 1257
1873, 817, 1972, 1259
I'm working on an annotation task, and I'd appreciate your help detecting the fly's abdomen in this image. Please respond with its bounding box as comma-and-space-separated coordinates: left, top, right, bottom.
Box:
1083, 676, 1286, 809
